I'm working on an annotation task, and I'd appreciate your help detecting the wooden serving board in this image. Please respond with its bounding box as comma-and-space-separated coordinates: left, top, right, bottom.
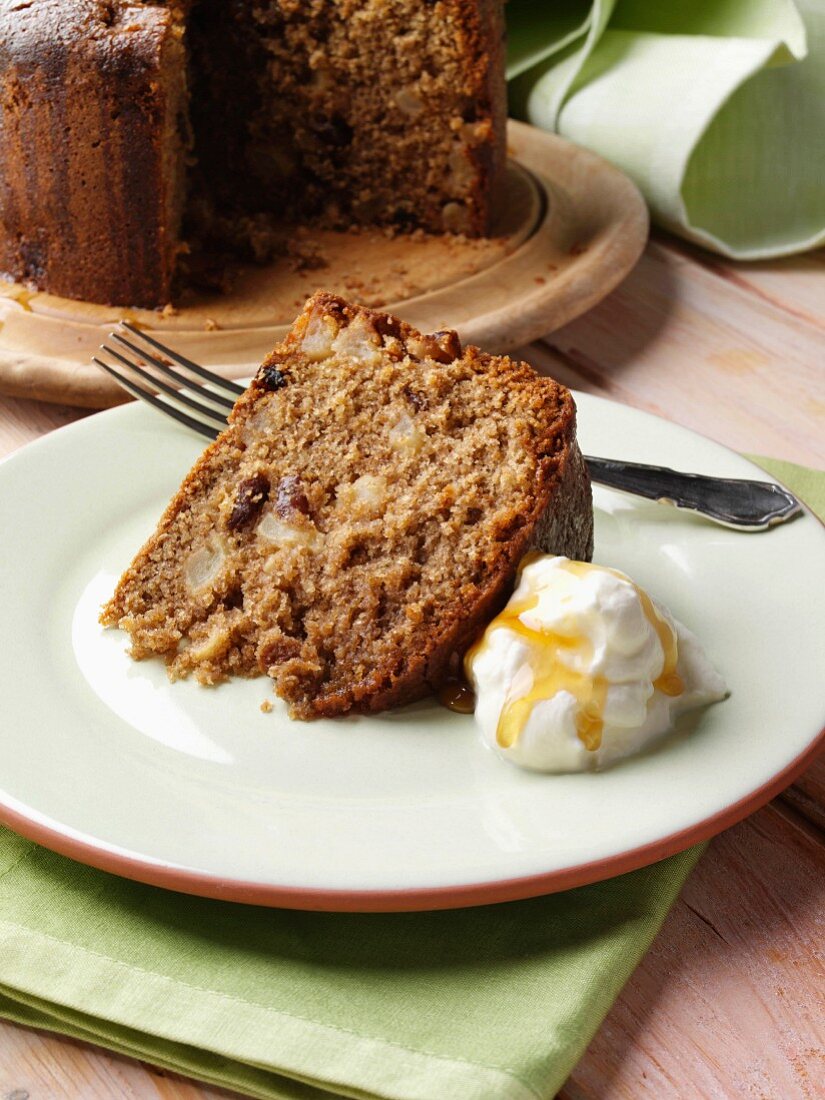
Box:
0, 121, 648, 408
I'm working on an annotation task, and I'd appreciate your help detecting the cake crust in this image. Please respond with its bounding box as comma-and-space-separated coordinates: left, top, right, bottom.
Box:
102, 292, 593, 718
0, 0, 187, 306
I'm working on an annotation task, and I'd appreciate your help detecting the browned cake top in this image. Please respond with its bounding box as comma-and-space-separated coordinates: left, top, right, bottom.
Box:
102, 292, 592, 718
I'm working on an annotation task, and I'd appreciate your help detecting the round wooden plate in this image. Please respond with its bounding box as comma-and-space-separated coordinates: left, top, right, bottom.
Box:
0, 121, 648, 409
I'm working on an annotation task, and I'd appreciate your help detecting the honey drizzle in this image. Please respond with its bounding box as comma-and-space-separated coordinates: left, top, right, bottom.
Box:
438, 680, 476, 714
468, 560, 684, 753
5, 287, 35, 311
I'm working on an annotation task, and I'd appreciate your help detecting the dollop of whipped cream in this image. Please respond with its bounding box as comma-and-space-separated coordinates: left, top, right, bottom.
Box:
465, 556, 727, 772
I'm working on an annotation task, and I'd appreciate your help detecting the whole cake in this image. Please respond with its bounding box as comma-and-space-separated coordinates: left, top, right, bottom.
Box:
0, 0, 506, 308
101, 292, 594, 718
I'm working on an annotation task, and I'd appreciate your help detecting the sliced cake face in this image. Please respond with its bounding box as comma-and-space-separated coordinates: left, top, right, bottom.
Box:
0, 0, 188, 307
189, 0, 506, 239
102, 293, 593, 718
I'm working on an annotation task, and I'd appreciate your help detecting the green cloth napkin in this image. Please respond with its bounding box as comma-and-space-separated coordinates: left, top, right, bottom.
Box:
508, 0, 825, 259
0, 458, 821, 1100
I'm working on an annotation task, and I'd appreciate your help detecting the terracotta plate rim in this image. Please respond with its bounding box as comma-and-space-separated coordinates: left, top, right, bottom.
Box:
0, 719, 822, 912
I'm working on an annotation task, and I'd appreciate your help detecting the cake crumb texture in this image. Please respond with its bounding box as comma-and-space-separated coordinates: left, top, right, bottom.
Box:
101, 292, 593, 718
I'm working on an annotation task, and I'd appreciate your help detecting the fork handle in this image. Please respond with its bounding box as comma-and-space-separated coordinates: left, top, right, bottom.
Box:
584, 456, 802, 531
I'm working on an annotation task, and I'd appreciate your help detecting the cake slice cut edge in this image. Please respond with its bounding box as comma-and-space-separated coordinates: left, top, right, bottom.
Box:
100, 291, 594, 718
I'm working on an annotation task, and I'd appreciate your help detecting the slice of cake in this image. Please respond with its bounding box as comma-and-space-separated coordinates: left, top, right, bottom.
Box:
101, 292, 593, 718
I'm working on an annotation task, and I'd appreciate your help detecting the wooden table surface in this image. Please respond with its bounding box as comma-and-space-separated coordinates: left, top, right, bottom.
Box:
1, 230, 823, 1099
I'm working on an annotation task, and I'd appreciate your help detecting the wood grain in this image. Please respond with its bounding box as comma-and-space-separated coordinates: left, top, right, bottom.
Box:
781, 756, 825, 835
0, 395, 91, 459
662, 232, 825, 335
0, 229, 823, 1099
527, 240, 825, 466
0, 1025, 236, 1098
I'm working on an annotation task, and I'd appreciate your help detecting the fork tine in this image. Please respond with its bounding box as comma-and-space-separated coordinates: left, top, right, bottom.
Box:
93, 358, 221, 440
100, 343, 230, 427
111, 332, 237, 411
120, 321, 246, 396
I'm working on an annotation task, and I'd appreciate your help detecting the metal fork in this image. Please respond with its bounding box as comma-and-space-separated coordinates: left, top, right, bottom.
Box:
94, 324, 802, 531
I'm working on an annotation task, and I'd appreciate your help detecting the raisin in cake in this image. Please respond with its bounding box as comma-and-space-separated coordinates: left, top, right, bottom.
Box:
101, 292, 594, 718
0, 0, 505, 307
